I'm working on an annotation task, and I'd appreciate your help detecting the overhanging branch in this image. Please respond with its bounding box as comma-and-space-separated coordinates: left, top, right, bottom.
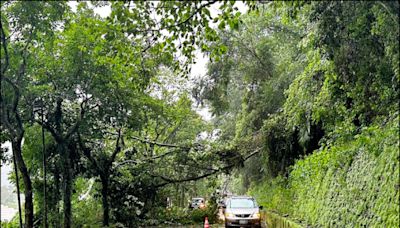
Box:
113, 147, 185, 169
128, 0, 218, 34
153, 147, 262, 188
127, 135, 192, 150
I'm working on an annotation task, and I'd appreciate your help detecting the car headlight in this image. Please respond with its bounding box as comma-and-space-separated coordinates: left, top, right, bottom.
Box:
225, 212, 234, 218
252, 212, 261, 219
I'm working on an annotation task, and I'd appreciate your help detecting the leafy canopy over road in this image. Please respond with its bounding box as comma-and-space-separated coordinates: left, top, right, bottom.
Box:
1, 1, 256, 227
1, 1, 399, 227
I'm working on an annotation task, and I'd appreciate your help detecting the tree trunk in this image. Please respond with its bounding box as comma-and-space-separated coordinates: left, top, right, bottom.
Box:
12, 141, 34, 228
41, 111, 48, 228
53, 165, 62, 226
12, 148, 23, 228
101, 175, 110, 227
60, 143, 72, 228
181, 185, 185, 208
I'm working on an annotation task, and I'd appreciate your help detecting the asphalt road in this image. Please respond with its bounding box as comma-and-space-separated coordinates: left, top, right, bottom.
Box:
149, 209, 267, 228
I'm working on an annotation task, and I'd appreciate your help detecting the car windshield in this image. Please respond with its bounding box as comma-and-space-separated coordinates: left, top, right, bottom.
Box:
229, 198, 255, 208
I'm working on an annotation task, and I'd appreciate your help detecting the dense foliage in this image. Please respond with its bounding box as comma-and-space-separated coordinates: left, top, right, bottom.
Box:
1, 1, 398, 227
1, 1, 248, 227
196, 1, 399, 227
251, 117, 399, 226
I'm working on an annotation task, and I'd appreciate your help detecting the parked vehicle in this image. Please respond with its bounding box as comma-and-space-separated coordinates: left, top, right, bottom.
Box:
217, 198, 226, 208
189, 197, 205, 209
224, 196, 263, 228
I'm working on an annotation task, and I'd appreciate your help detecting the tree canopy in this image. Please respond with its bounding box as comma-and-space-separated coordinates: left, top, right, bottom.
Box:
1, 1, 398, 227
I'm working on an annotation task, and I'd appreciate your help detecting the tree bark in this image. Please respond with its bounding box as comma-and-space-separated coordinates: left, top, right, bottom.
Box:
42, 106, 48, 228
53, 165, 62, 226
101, 175, 110, 227
12, 140, 34, 228
43, 97, 82, 228
12, 146, 23, 228
60, 143, 72, 228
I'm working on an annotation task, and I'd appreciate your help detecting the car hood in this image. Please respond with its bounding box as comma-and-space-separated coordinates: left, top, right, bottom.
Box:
225, 208, 259, 214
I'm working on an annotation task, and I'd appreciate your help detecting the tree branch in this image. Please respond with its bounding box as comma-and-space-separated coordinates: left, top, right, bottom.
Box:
65, 97, 91, 139
77, 133, 101, 172
113, 147, 186, 169
127, 135, 191, 150
109, 128, 122, 166
154, 148, 262, 188
1, 52, 28, 138
114, 159, 137, 169
129, 0, 218, 34
0, 20, 9, 76
38, 120, 62, 143
163, 120, 183, 143
0, 111, 17, 138
169, 1, 218, 29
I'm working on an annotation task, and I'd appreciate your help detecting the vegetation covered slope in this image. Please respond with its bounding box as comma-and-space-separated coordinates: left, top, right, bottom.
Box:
197, 1, 399, 227
251, 117, 399, 227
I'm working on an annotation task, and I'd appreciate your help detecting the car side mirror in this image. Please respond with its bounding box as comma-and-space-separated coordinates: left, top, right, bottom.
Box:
259, 205, 263, 210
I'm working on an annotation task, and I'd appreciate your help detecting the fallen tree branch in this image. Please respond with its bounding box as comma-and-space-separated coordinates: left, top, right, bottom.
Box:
113, 148, 184, 169
126, 135, 193, 150
153, 147, 262, 188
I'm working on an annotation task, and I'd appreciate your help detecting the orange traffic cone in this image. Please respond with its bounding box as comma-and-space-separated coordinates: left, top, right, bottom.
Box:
204, 216, 210, 228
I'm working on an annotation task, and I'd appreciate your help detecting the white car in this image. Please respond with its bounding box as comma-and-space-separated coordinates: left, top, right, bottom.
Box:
224, 196, 262, 228
189, 197, 205, 209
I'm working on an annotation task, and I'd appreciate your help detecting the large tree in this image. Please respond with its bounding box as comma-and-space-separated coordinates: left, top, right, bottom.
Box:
1, 2, 67, 227
2, 1, 256, 227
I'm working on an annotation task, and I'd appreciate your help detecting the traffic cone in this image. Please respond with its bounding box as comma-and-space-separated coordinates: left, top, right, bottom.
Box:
204, 216, 210, 228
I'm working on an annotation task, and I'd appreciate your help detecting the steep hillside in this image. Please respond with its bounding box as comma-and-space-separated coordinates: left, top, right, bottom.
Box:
251, 116, 399, 227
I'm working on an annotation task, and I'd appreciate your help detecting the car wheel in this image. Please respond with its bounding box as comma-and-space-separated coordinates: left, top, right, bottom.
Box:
225, 223, 230, 228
